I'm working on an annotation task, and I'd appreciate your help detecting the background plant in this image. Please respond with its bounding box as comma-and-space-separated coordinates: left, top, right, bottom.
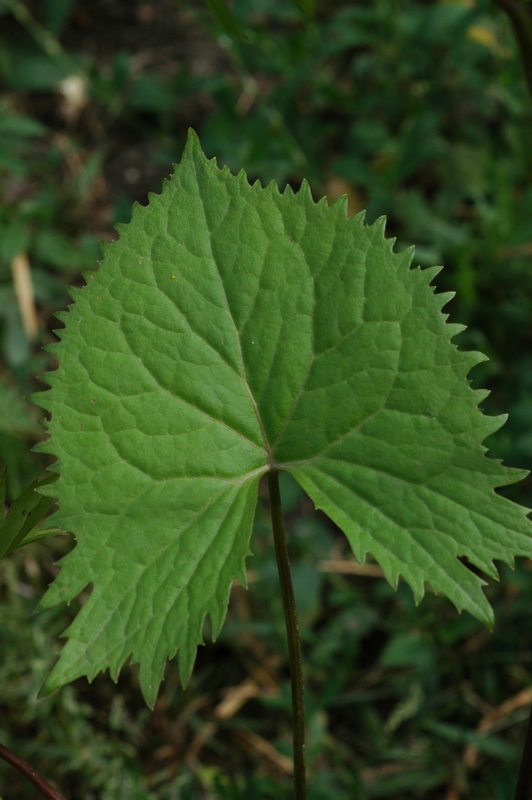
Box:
1, 1, 532, 798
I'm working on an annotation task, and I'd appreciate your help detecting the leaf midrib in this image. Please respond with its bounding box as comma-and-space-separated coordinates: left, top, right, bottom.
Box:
193, 158, 273, 468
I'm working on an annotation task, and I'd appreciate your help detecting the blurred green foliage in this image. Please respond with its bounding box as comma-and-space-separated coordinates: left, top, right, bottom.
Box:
0, 0, 531, 797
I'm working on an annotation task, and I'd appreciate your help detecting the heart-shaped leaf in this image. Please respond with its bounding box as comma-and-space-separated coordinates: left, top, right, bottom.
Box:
33, 130, 532, 707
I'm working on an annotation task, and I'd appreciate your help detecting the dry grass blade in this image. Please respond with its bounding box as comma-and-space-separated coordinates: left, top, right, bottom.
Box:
11, 253, 38, 339
445, 686, 532, 799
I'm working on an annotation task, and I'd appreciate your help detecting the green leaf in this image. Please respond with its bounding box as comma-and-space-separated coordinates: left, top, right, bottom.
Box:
5, 52, 70, 91
0, 219, 31, 264
0, 107, 48, 139
204, 0, 249, 41
128, 74, 175, 114
34, 229, 96, 271
294, 0, 315, 16
422, 720, 519, 760
0, 466, 7, 510
33, 129, 532, 707
0, 378, 39, 436
0, 470, 58, 559
42, 0, 75, 35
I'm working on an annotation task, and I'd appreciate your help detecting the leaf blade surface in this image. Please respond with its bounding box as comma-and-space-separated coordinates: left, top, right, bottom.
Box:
34, 130, 532, 703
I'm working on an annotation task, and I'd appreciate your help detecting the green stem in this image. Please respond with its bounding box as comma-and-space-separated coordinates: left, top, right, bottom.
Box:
267, 470, 306, 800
9, 0, 75, 71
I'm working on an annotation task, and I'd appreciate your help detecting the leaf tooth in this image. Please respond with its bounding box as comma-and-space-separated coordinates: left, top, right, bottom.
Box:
236, 168, 251, 188
67, 286, 83, 300
421, 264, 443, 283
371, 215, 387, 237
179, 644, 198, 690
445, 320, 465, 340
114, 222, 129, 237
53, 303, 74, 324
473, 556, 500, 579
209, 603, 226, 641
206, 152, 220, 170
27, 389, 50, 408
43, 342, 63, 358
472, 387, 490, 403
461, 348, 488, 374
379, 561, 402, 593
297, 178, 314, 204
400, 244, 416, 265
48, 326, 68, 343
32, 440, 52, 453
265, 178, 280, 196
127, 200, 145, 227
400, 246, 412, 263
330, 193, 348, 217
479, 412, 510, 439
434, 290, 456, 311
81, 267, 100, 282
109, 658, 124, 683
97, 244, 111, 263
350, 209, 366, 228
166, 171, 178, 191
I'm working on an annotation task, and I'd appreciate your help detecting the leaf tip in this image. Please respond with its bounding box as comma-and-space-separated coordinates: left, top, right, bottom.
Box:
185, 127, 201, 148
182, 128, 213, 170
38, 674, 59, 700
